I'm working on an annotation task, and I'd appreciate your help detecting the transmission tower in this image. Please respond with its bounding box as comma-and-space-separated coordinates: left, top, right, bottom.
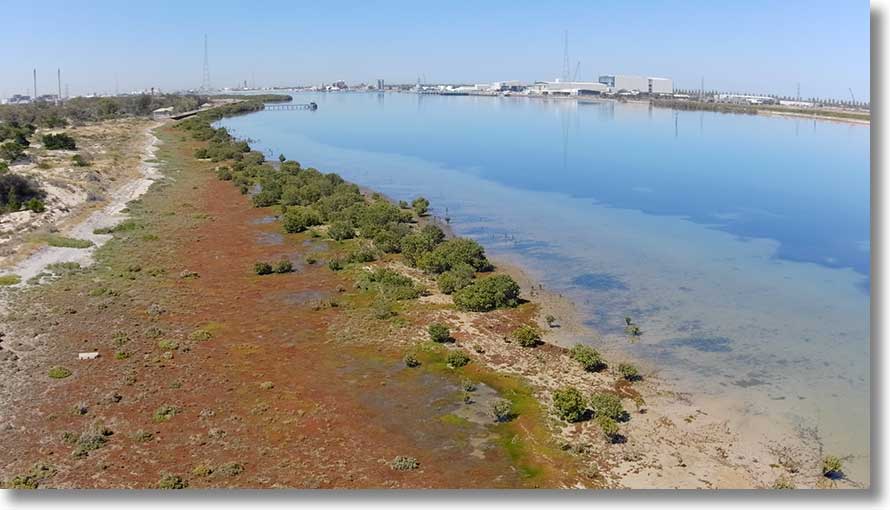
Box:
562, 30, 570, 82
201, 34, 212, 91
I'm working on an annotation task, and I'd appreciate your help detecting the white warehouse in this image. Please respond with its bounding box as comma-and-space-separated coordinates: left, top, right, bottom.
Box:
532, 80, 609, 96
598, 75, 673, 95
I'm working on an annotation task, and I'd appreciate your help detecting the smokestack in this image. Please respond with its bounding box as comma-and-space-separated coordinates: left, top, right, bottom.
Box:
33, 68, 37, 100
57, 68, 62, 105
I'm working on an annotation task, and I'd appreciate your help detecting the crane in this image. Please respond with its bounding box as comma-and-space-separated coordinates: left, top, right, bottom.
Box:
848, 88, 856, 105
572, 61, 581, 82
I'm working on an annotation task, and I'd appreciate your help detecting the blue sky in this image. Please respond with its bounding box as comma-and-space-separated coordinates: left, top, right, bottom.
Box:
0, 0, 870, 100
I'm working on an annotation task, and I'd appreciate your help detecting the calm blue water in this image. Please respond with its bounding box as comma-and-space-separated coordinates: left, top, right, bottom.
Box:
220, 92, 870, 482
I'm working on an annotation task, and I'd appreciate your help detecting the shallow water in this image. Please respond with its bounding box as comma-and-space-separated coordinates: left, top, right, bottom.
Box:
220, 92, 870, 483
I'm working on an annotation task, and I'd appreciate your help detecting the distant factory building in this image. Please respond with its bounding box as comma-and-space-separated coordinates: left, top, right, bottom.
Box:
715, 93, 778, 105
377, 79, 385, 91
489, 80, 526, 92
598, 75, 673, 95
533, 80, 608, 96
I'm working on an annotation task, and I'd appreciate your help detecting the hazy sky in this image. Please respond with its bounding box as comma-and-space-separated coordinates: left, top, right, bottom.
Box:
0, 0, 870, 100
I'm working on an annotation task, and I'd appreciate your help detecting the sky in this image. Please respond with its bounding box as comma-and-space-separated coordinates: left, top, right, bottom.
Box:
0, 0, 870, 101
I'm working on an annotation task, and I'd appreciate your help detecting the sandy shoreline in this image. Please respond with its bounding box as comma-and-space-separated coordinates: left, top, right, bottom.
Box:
0, 116, 852, 489
0, 124, 162, 288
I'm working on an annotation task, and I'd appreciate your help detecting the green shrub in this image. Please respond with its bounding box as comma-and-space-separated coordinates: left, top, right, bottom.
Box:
618, 363, 640, 381
446, 350, 471, 368
48, 366, 72, 379
254, 262, 273, 275
452, 274, 521, 312
545, 314, 557, 327
355, 268, 421, 300
0, 141, 25, 162
72, 154, 90, 167
417, 238, 491, 274
589, 392, 624, 421
188, 329, 213, 341
569, 344, 605, 372
153, 405, 179, 422
157, 474, 188, 489
72, 422, 112, 458
274, 259, 294, 274
596, 415, 620, 442
511, 325, 540, 347
345, 245, 378, 264
390, 456, 419, 471
0, 274, 21, 286
25, 198, 45, 212
371, 296, 396, 319
282, 206, 322, 233
5, 463, 57, 489
428, 323, 450, 343
327, 258, 344, 271
404, 354, 420, 367
436, 263, 475, 294
552, 387, 587, 422
822, 455, 843, 478
411, 196, 430, 216
328, 221, 355, 241
42, 133, 76, 150
400, 225, 445, 266
45, 235, 93, 248
491, 399, 514, 423
157, 339, 179, 351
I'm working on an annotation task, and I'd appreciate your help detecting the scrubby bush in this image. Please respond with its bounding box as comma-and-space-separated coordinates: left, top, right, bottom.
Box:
569, 344, 605, 372
428, 323, 450, 343
371, 296, 396, 319
48, 366, 72, 379
512, 325, 541, 347
42, 133, 76, 150
254, 262, 273, 275
411, 196, 430, 216
390, 456, 419, 470
355, 268, 421, 300
552, 387, 587, 422
589, 392, 624, 421
417, 238, 491, 274
153, 405, 179, 422
328, 221, 355, 241
545, 314, 557, 327
491, 400, 515, 423
274, 259, 293, 274
400, 225, 445, 266
618, 363, 640, 381
1, 172, 43, 213
452, 274, 521, 312
72, 154, 90, 167
436, 263, 475, 294
0, 141, 26, 161
25, 198, 45, 213
282, 206, 322, 233
404, 354, 420, 368
157, 474, 188, 489
596, 415, 621, 443
345, 244, 378, 264
446, 350, 471, 368
822, 455, 844, 478
327, 258, 344, 271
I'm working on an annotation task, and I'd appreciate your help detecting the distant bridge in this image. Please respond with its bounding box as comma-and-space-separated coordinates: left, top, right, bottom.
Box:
264, 102, 318, 111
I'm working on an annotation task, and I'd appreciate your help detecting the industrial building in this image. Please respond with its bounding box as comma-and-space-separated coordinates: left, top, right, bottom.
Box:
532, 80, 608, 96
598, 75, 673, 95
